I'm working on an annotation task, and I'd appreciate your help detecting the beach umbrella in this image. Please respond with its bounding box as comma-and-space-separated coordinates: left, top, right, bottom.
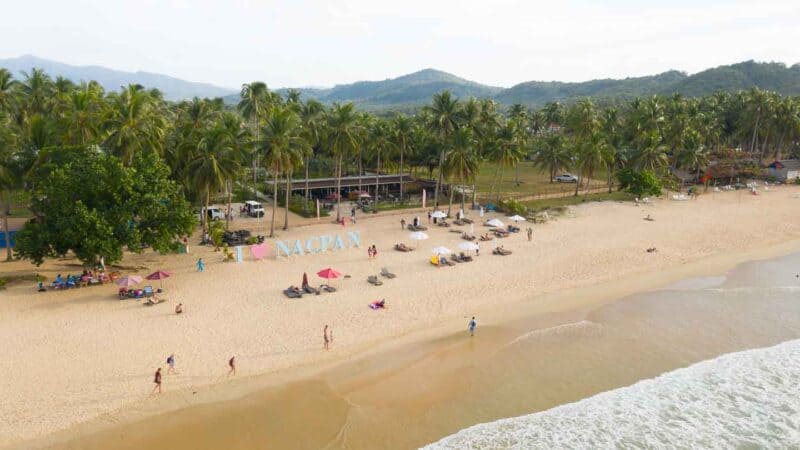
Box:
115, 275, 143, 287
509, 215, 527, 222
317, 268, 342, 279
409, 231, 429, 248
486, 218, 504, 228
431, 246, 452, 255
431, 211, 447, 219
145, 270, 172, 289
458, 242, 479, 251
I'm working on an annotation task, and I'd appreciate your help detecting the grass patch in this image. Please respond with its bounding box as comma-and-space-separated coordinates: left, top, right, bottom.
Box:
522, 191, 636, 213
0, 272, 42, 290
473, 161, 610, 199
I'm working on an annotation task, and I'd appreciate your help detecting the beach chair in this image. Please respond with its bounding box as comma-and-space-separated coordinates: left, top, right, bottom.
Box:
452, 219, 465, 226
367, 275, 383, 286
380, 267, 396, 279
143, 286, 154, 298
450, 254, 463, 263
494, 230, 510, 238
320, 284, 337, 293
440, 256, 455, 266
462, 233, 476, 241
459, 252, 473, 262
461, 218, 474, 224
438, 221, 450, 227
303, 285, 319, 295
493, 248, 512, 256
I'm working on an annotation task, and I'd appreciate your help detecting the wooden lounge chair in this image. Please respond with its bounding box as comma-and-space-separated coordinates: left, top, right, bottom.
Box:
479, 234, 493, 241
493, 247, 512, 256
462, 233, 476, 241
367, 275, 383, 286
459, 252, 474, 262
461, 218, 474, 224
452, 219, 465, 226
320, 284, 337, 293
437, 221, 451, 227
303, 285, 319, 294
380, 267, 396, 279
439, 256, 455, 266
494, 230, 510, 238
408, 224, 428, 231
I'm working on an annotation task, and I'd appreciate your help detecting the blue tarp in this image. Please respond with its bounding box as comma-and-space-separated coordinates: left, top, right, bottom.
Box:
0, 231, 16, 248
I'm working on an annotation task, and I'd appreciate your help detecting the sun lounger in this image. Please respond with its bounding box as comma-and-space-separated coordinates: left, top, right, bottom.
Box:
303, 285, 319, 294
367, 275, 383, 286
440, 256, 455, 266
451, 254, 463, 263
452, 219, 465, 226
283, 288, 303, 298
462, 233, 476, 241
394, 243, 414, 252
494, 230, 510, 238
492, 248, 512, 256
408, 224, 428, 231
479, 235, 493, 241
507, 225, 520, 233
437, 221, 450, 227
320, 284, 337, 293
380, 267, 396, 278
449, 229, 463, 234
461, 218, 474, 224
459, 252, 473, 262
143, 286, 154, 298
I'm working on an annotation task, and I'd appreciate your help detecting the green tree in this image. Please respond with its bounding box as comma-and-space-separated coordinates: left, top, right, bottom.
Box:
14, 149, 194, 266
424, 90, 461, 209
326, 103, 360, 222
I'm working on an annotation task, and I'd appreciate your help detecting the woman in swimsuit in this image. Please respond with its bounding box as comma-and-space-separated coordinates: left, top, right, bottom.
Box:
152, 368, 162, 394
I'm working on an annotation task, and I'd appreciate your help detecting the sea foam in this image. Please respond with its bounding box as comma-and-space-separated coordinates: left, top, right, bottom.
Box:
425, 339, 800, 449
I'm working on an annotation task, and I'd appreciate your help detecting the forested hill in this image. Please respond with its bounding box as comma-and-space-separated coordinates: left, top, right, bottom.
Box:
3, 56, 799, 109
0, 55, 238, 101
267, 61, 800, 110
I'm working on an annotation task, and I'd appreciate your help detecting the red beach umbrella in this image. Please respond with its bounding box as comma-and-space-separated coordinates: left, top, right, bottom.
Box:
317, 268, 341, 279
115, 275, 143, 287
146, 270, 172, 289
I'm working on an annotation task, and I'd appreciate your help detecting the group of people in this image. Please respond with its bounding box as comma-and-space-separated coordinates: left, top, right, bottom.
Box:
367, 244, 378, 259
152, 354, 235, 395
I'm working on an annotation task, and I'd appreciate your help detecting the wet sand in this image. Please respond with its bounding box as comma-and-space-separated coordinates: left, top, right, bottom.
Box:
41, 249, 800, 450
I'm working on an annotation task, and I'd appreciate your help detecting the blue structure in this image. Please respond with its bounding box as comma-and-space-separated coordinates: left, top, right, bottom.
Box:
0, 231, 16, 249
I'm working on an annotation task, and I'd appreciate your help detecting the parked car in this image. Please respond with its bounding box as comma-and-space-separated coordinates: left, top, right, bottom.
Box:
555, 173, 579, 183
197, 207, 225, 222
244, 200, 265, 218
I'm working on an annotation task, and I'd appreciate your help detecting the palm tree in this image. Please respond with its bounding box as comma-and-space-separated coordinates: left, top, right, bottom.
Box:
391, 114, 414, 203
103, 85, 166, 164
185, 122, 241, 234
0, 118, 19, 261
238, 82, 270, 199
445, 128, 478, 214
300, 100, 324, 209
20, 68, 54, 116
532, 134, 570, 183
490, 122, 525, 202
326, 103, 360, 222
261, 106, 308, 235
424, 91, 461, 209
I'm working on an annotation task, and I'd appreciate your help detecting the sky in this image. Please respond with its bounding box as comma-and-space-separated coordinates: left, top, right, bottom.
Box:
1, 0, 799, 89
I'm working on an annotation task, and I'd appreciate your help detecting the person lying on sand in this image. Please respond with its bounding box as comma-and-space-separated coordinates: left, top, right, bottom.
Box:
647, 247, 658, 253
644, 214, 654, 221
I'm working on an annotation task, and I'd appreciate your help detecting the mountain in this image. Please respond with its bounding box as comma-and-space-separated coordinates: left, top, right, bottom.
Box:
0, 55, 237, 101
3, 56, 800, 109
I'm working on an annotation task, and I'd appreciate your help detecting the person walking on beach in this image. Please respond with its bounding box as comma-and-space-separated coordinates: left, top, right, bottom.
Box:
400, 218, 406, 230
527, 227, 533, 242
151, 368, 162, 394
324, 325, 331, 350
166, 354, 176, 374
228, 356, 236, 376
371, 245, 378, 259
468, 317, 477, 337
427, 211, 432, 224
196, 258, 204, 272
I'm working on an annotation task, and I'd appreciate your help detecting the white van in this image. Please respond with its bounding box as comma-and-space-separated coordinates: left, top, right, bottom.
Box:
244, 200, 265, 218
198, 207, 225, 222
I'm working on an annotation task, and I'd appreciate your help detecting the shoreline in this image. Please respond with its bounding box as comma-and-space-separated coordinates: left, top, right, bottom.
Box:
4, 186, 800, 448
21, 233, 800, 449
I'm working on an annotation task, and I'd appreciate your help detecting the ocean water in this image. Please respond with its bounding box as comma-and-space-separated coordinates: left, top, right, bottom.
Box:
425, 338, 800, 449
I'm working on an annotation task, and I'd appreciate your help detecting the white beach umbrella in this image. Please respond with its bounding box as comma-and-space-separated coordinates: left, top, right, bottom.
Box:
409, 231, 429, 247
509, 215, 526, 222
458, 242, 479, 251
431, 210, 447, 219
431, 246, 452, 255
486, 218, 504, 228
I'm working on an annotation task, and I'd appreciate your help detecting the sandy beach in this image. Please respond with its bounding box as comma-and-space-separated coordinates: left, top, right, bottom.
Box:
3, 186, 800, 448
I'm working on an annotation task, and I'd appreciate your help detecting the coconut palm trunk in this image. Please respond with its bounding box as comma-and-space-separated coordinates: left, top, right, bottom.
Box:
283, 174, 291, 230
304, 157, 310, 213
1, 191, 11, 261
497, 165, 506, 203
226, 180, 232, 230
203, 188, 211, 234
399, 147, 405, 203
335, 155, 343, 222
270, 171, 279, 237
434, 148, 445, 209
374, 151, 381, 213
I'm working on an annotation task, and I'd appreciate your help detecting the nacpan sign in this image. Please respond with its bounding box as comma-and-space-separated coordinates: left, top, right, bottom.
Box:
275, 231, 361, 258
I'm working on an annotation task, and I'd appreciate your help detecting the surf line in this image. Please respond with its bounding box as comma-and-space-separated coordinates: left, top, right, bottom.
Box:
274, 231, 361, 258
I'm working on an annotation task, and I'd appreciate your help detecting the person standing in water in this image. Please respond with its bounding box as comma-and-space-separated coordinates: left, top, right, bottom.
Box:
228, 356, 236, 376
324, 325, 331, 350
468, 317, 477, 337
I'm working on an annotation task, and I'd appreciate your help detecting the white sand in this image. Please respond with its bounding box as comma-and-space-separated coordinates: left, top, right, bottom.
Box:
2, 187, 800, 447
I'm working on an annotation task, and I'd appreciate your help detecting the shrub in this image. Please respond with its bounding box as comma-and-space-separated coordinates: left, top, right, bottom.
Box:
616, 168, 662, 197
278, 193, 331, 218
499, 198, 527, 215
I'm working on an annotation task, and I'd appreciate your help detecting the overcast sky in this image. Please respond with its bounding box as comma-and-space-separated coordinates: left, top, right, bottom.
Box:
2, 0, 799, 89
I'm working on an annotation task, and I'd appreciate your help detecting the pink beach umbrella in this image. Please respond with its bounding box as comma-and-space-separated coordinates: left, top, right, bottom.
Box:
115, 275, 143, 287
145, 270, 172, 289
317, 268, 342, 280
